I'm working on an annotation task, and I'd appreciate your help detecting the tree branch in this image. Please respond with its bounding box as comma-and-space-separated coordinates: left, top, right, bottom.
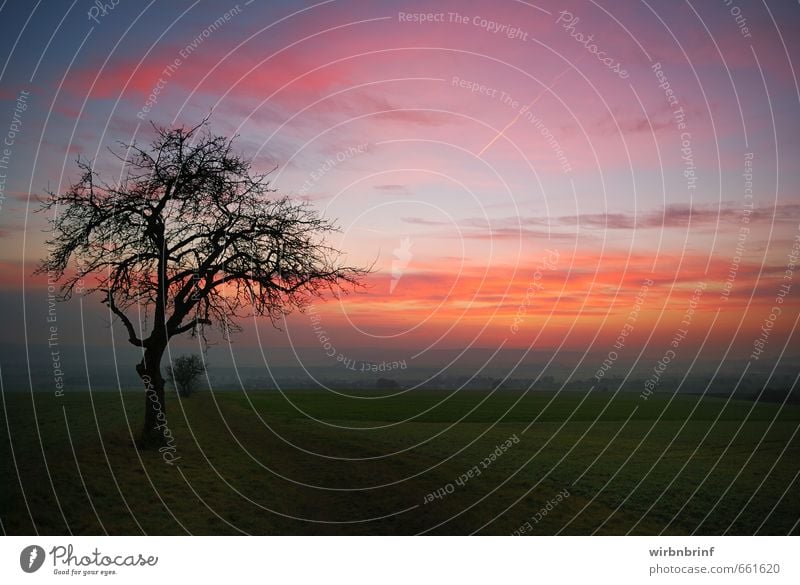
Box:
169, 317, 212, 337
102, 290, 144, 346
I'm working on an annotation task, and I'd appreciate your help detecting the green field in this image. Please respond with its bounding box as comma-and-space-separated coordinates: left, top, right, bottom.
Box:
1, 389, 798, 535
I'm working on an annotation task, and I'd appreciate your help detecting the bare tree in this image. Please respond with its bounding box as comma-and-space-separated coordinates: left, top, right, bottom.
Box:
166, 354, 205, 397
38, 120, 366, 447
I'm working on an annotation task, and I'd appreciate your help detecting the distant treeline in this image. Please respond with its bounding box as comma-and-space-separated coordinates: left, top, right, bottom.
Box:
7, 364, 797, 404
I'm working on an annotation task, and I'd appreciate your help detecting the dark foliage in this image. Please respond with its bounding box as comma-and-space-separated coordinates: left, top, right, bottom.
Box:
166, 354, 206, 397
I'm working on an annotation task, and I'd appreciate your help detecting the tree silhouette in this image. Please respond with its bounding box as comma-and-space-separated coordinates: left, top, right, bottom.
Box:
166, 354, 206, 397
38, 120, 366, 447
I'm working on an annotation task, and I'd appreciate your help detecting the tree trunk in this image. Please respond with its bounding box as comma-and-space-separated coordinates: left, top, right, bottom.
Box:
136, 345, 168, 449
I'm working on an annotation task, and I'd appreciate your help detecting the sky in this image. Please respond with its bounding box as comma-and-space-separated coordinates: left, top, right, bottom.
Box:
0, 0, 799, 381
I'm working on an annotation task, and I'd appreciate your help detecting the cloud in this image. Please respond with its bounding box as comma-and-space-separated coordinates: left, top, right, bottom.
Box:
474, 203, 800, 233
452, 215, 578, 241
64, 47, 356, 107
372, 108, 451, 127
595, 102, 684, 136
326, 248, 799, 338
374, 184, 406, 192
459, 227, 579, 241
312, 90, 452, 127
401, 216, 447, 226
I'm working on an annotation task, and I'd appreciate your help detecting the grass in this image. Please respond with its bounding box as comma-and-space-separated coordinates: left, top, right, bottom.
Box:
1, 388, 798, 535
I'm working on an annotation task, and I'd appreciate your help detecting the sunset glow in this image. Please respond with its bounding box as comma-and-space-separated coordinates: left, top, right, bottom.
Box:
1, 0, 798, 377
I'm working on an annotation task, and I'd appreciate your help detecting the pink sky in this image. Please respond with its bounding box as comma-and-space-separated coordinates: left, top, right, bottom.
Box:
0, 0, 798, 366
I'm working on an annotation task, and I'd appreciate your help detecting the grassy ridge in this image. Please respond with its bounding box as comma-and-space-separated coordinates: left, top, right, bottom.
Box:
1, 389, 798, 535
